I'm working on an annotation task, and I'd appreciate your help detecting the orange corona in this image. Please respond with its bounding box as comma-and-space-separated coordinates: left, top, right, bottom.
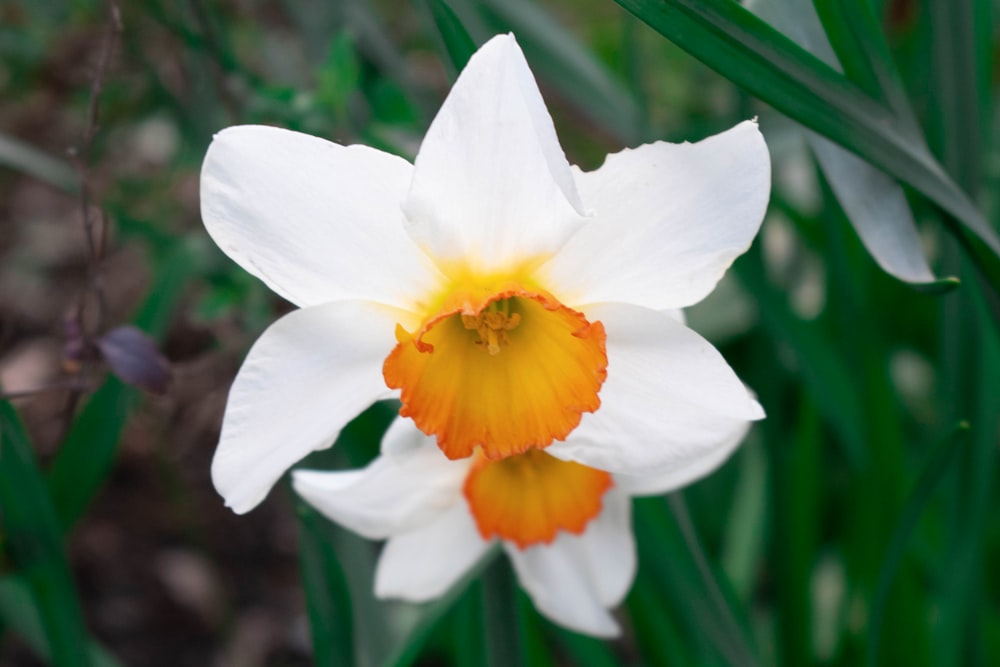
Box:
463, 448, 613, 549
383, 286, 608, 460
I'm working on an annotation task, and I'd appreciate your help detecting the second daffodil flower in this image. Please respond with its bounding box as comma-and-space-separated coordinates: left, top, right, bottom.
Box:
201, 34, 770, 513
293, 417, 753, 637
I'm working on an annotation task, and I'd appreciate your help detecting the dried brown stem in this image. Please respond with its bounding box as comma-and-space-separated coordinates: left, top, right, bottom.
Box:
73, 1, 122, 335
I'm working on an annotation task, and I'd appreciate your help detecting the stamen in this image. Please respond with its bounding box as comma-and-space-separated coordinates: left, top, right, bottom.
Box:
461, 300, 522, 355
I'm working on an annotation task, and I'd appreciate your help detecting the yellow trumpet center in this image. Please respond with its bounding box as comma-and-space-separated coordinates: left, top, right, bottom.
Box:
382, 286, 607, 461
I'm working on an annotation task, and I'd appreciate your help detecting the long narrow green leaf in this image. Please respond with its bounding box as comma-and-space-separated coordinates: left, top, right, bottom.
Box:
928, 0, 982, 192
749, 0, 948, 288
0, 403, 93, 667
482, 556, 523, 667
0, 132, 79, 194
810, 0, 880, 97
811, 0, 918, 131
297, 503, 355, 667
478, 0, 642, 144
382, 547, 499, 667
719, 438, 768, 602
454, 580, 488, 667
0, 576, 121, 667
666, 493, 759, 667
634, 498, 757, 666
625, 574, 693, 665
867, 423, 970, 667
613, 0, 1000, 293
552, 628, 620, 667
737, 243, 867, 468
426, 0, 478, 76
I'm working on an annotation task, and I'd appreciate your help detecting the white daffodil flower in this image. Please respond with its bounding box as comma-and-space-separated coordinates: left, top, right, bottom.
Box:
201, 33, 770, 514
293, 417, 751, 637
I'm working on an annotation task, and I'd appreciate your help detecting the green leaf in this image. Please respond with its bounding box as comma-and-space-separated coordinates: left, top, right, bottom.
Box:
0, 403, 93, 667
719, 437, 768, 602
552, 628, 620, 667
382, 547, 499, 667
626, 575, 693, 665
666, 493, 759, 667
315, 32, 362, 118
633, 497, 758, 666
481, 556, 523, 667
749, 0, 949, 288
613, 0, 1000, 293
811, 133, 959, 291
297, 503, 355, 667
811, 0, 919, 130
867, 423, 970, 667
426, 0, 478, 76
0, 132, 79, 194
0, 576, 122, 667
737, 243, 868, 468
477, 0, 642, 144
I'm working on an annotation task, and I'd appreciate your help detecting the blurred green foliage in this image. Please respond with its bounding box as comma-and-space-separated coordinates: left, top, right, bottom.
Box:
1, 0, 999, 666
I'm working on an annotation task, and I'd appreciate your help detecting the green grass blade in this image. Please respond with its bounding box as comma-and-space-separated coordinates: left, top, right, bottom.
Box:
737, 244, 867, 468
0, 402, 93, 667
667, 493, 759, 667
453, 580, 488, 667
482, 556, 523, 667
750, 0, 946, 287
382, 547, 499, 667
296, 503, 355, 667
479, 0, 642, 145
0, 576, 122, 667
45, 377, 140, 532
810, 0, 881, 97
625, 574, 693, 665
552, 628, 620, 667
613, 0, 1000, 293
866, 423, 970, 667
928, 0, 982, 191
720, 438, 768, 602
634, 497, 757, 666
811, 0, 919, 131
0, 132, 79, 194
809, 133, 949, 288
426, 0, 478, 76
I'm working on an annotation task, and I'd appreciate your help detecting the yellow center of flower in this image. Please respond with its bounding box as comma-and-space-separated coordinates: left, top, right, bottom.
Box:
382, 283, 607, 461
463, 448, 613, 549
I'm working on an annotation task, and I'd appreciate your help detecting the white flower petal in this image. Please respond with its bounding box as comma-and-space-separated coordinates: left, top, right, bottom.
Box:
201, 125, 443, 310
505, 500, 630, 638
548, 302, 762, 477
538, 121, 770, 310
375, 503, 492, 601
613, 419, 750, 496
380, 415, 437, 461
292, 447, 469, 540
404, 34, 587, 273
573, 488, 636, 606
211, 300, 410, 514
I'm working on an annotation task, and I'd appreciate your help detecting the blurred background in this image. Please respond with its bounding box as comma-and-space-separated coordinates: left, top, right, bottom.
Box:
1, 0, 998, 665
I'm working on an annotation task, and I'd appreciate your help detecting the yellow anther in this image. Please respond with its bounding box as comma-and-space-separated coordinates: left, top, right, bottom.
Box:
461, 305, 522, 355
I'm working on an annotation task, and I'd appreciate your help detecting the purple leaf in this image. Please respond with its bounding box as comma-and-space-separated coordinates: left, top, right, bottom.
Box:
97, 325, 171, 394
